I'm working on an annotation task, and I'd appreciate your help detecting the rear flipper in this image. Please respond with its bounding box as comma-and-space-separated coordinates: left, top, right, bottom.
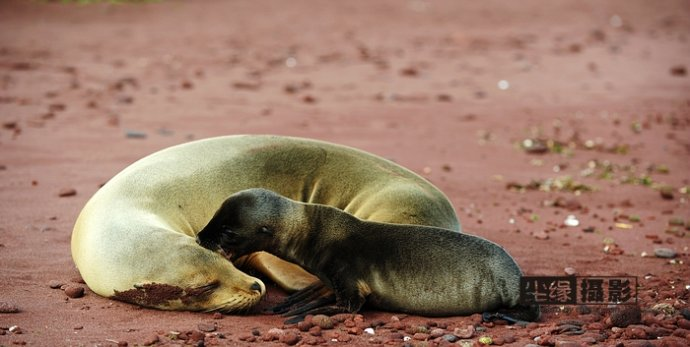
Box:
482, 304, 540, 324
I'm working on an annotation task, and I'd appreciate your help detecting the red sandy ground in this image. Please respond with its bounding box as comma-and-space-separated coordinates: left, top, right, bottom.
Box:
1, 1, 689, 346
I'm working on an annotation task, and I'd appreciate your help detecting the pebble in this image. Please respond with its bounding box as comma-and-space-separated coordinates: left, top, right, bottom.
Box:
659, 186, 675, 200
654, 248, 677, 258
564, 267, 577, 276
477, 335, 492, 345
429, 328, 445, 338
678, 319, 690, 330
441, 334, 458, 342
297, 320, 313, 332
263, 328, 284, 341
238, 333, 255, 342
279, 331, 301, 345
564, 214, 580, 227
672, 328, 689, 337
658, 337, 690, 347
453, 325, 475, 339
141, 334, 159, 346
211, 312, 222, 319
533, 230, 549, 240
412, 332, 429, 341
64, 285, 84, 298
48, 280, 64, 289
681, 308, 690, 320
311, 314, 334, 329
555, 341, 579, 347
197, 322, 216, 332
0, 301, 20, 313
58, 188, 77, 197
302, 335, 325, 345
625, 341, 654, 347
610, 305, 641, 327
308, 326, 322, 336
125, 130, 147, 139
364, 327, 375, 335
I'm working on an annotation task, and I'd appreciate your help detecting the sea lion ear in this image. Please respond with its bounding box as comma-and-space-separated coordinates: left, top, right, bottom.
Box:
259, 226, 274, 236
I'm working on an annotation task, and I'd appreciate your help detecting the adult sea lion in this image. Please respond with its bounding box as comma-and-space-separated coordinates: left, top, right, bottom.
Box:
71, 135, 460, 312
196, 188, 539, 321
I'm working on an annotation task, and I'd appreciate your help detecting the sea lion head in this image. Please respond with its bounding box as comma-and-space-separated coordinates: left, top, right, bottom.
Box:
197, 188, 291, 261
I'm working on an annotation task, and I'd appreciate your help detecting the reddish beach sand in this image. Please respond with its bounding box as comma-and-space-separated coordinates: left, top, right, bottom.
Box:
1, 1, 689, 346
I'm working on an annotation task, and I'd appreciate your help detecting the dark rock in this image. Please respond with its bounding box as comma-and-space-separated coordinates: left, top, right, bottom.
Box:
64, 285, 84, 298
610, 305, 641, 327
279, 331, 300, 345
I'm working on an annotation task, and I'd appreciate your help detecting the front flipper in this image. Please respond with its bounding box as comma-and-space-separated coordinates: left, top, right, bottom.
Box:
272, 282, 331, 314
238, 251, 318, 292
282, 278, 369, 324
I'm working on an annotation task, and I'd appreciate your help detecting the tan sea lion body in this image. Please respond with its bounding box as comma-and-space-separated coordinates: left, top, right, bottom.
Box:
197, 188, 537, 320
71, 135, 460, 312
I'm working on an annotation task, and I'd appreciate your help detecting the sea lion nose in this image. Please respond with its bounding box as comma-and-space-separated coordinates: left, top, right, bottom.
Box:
250, 281, 263, 294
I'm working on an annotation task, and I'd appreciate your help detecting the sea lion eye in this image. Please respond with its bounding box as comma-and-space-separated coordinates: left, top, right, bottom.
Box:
221, 225, 237, 237
259, 226, 273, 235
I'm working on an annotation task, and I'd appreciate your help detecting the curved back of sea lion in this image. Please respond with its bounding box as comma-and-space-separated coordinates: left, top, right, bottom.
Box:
71, 135, 460, 312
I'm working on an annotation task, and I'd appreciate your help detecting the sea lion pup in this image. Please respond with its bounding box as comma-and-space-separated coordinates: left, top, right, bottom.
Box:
197, 188, 539, 321
71, 135, 460, 312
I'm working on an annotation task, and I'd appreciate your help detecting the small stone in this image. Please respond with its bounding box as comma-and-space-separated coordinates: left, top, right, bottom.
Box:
654, 248, 677, 258
502, 333, 516, 343
211, 312, 222, 319
308, 326, 322, 336
64, 285, 84, 298
670, 65, 687, 77
263, 328, 284, 341
125, 130, 147, 139
238, 333, 255, 342
555, 341, 579, 347
297, 320, 313, 332
48, 280, 64, 289
0, 301, 20, 313
429, 328, 445, 338
477, 335, 492, 345
453, 325, 475, 339
9, 326, 22, 334
197, 322, 216, 332
187, 330, 205, 342
659, 186, 675, 200
610, 305, 641, 327
279, 331, 301, 345
302, 95, 317, 104
364, 327, 375, 335
564, 215, 580, 227
533, 230, 549, 240
412, 333, 429, 341
681, 308, 690, 320
142, 334, 159, 346
678, 319, 690, 330
564, 267, 577, 276
442, 334, 458, 342
58, 188, 77, 197
311, 314, 334, 329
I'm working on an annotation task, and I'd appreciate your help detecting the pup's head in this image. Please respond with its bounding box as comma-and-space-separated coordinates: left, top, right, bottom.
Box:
196, 188, 288, 260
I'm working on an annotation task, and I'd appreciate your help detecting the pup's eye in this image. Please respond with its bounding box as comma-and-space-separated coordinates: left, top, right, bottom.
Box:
221, 225, 237, 237
259, 226, 273, 235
